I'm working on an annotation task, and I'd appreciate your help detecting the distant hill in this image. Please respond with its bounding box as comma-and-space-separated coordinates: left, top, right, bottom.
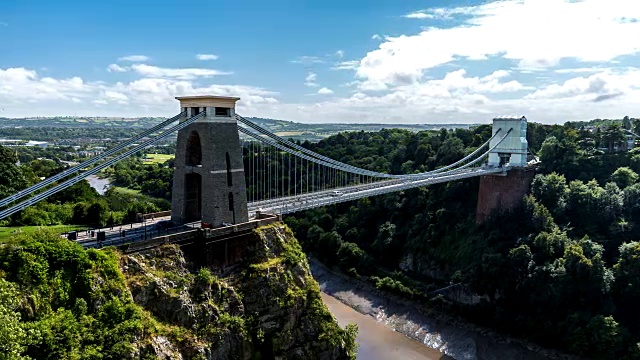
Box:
0, 116, 162, 128
0, 115, 482, 142
245, 117, 480, 141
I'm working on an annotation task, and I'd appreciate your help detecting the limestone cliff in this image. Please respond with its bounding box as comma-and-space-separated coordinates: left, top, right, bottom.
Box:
119, 223, 358, 359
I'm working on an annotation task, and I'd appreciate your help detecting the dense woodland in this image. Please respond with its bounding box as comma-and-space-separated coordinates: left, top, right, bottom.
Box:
1, 118, 640, 357
0, 147, 169, 228
284, 120, 640, 359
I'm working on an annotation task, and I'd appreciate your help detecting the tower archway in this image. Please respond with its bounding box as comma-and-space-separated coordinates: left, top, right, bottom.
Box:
183, 173, 202, 222
185, 131, 202, 166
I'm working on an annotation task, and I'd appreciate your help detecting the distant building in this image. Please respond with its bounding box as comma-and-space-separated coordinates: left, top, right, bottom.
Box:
77, 150, 103, 157
0, 139, 26, 146
0, 139, 48, 148
26, 141, 48, 148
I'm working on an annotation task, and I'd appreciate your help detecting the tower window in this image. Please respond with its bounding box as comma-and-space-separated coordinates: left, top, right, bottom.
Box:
185, 131, 202, 166
215, 107, 231, 117
498, 153, 511, 167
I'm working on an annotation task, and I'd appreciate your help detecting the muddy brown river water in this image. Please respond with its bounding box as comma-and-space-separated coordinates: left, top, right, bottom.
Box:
322, 292, 450, 360
314, 259, 561, 360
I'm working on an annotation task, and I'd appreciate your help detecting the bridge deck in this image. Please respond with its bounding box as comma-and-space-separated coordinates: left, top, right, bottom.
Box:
74, 213, 282, 252
68, 166, 514, 250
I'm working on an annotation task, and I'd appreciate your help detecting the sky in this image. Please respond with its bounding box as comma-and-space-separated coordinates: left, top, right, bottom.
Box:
1, 0, 639, 124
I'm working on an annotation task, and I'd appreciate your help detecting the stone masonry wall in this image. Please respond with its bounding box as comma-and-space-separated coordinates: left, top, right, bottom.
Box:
475, 167, 536, 224
172, 120, 249, 226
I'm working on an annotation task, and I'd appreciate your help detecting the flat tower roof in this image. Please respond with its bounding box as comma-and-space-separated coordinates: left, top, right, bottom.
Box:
493, 116, 527, 121
175, 95, 240, 108
175, 95, 240, 101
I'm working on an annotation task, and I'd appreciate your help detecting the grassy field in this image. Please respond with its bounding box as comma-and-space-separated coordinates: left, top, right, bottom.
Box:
143, 153, 174, 164
274, 131, 305, 137
0, 224, 85, 242
110, 186, 141, 195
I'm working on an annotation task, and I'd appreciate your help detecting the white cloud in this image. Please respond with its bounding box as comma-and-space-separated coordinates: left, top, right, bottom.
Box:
371, 34, 382, 40
130, 64, 231, 80
0, 67, 278, 117
318, 87, 334, 95
404, 6, 472, 21
332, 60, 359, 71
0, 68, 91, 103
291, 56, 325, 64
403, 11, 435, 19
525, 69, 640, 102
424, 69, 530, 94
5, 64, 640, 124
335, 50, 345, 58
103, 90, 129, 103
118, 55, 150, 62
305, 72, 318, 87
359, 0, 640, 89
107, 64, 128, 73
554, 67, 610, 74
196, 54, 219, 60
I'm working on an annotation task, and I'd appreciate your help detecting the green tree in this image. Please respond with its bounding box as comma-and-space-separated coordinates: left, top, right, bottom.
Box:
539, 135, 580, 176
317, 231, 343, 265
49, 180, 99, 204
0, 146, 27, 200
602, 124, 625, 152
337, 242, 374, 275
611, 167, 639, 189
583, 315, 626, 359
373, 221, 396, 254
0, 279, 28, 360
613, 242, 640, 330
531, 173, 568, 219
306, 225, 325, 250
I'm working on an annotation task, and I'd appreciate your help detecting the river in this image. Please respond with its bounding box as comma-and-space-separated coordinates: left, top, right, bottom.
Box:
321, 292, 449, 360
314, 259, 562, 360
86, 175, 111, 195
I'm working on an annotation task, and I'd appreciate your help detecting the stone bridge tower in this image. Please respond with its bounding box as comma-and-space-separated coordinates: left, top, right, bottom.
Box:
487, 116, 528, 167
171, 95, 249, 226
476, 116, 535, 223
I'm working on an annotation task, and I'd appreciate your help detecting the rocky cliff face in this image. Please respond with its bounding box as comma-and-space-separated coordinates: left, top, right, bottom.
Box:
119, 223, 357, 359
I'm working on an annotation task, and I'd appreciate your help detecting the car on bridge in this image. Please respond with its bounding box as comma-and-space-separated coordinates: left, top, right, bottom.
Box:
331, 191, 344, 197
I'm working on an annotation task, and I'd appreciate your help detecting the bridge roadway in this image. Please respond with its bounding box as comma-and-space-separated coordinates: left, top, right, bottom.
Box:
247, 166, 510, 215
75, 218, 199, 249
74, 166, 509, 248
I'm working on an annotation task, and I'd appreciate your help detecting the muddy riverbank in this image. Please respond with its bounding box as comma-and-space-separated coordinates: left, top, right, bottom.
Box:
311, 258, 578, 360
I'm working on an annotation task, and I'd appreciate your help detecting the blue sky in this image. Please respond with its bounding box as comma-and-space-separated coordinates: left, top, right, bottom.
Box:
1, 0, 639, 123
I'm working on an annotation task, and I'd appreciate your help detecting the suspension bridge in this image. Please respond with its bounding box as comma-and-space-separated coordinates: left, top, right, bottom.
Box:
0, 96, 534, 249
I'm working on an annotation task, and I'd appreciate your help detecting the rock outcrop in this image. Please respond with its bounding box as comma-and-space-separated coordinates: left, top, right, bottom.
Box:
119, 223, 357, 359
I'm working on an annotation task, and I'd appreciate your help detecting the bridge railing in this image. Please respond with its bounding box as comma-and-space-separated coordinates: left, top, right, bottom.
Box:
136, 211, 172, 221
